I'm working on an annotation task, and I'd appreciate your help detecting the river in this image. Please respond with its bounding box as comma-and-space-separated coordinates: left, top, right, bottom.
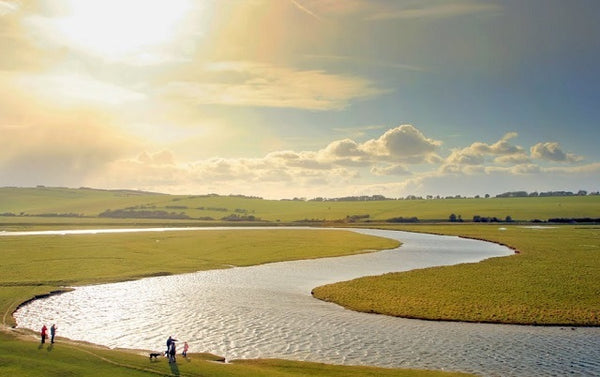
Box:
12, 228, 600, 376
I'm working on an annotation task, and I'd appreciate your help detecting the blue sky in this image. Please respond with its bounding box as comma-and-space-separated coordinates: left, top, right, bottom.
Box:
1, 0, 598, 198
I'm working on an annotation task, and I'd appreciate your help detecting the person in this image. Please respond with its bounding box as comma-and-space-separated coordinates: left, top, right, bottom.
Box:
182, 341, 189, 358
166, 336, 176, 355
40, 325, 47, 344
169, 340, 177, 363
50, 324, 57, 344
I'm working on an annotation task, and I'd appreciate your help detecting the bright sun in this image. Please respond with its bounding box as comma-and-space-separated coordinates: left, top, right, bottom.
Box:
56, 0, 192, 59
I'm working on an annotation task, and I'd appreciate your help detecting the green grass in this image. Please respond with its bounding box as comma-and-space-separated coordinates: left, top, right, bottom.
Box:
0, 229, 399, 287
0, 332, 472, 377
1, 187, 598, 375
312, 224, 600, 326
0, 227, 472, 376
1, 186, 599, 222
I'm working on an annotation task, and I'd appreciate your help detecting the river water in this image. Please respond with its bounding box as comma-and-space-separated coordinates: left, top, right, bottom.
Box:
12, 228, 600, 376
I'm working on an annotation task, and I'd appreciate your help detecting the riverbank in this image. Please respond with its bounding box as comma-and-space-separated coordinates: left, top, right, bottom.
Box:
2, 228, 477, 376
3, 324, 475, 377
313, 224, 600, 326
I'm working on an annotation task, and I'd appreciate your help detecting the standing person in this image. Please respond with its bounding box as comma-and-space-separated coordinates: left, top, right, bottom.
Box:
182, 341, 189, 358
166, 336, 176, 356
169, 340, 177, 363
50, 324, 57, 344
40, 325, 47, 344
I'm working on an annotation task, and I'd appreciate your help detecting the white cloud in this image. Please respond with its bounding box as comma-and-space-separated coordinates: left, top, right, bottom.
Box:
444, 132, 529, 171
371, 164, 411, 176
361, 124, 442, 162
494, 153, 530, 165
530, 142, 582, 163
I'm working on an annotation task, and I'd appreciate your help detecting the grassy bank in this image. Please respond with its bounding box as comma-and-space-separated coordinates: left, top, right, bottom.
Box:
1, 228, 472, 377
313, 224, 600, 326
1, 331, 472, 377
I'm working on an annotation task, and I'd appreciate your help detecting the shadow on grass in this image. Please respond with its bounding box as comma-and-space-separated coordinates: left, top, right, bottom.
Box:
169, 360, 180, 375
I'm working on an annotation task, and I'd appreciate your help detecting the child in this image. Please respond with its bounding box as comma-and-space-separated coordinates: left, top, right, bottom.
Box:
182, 341, 189, 357
40, 325, 47, 344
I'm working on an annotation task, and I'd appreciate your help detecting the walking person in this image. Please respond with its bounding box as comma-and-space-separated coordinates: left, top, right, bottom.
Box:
50, 324, 57, 344
40, 325, 47, 344
182, 341, 189, 358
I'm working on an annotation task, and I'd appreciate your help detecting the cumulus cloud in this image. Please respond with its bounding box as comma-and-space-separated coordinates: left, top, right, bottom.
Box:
530, 142, 582, 163
90, 125, 440, 196
361, 124, 442, 162
446, 132, 525, 165
494, 153, 530, 165
371, 164, 411, 176
443, 132, 531, 174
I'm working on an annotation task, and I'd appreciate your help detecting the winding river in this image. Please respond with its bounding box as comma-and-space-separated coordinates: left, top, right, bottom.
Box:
12, 228, 600, 376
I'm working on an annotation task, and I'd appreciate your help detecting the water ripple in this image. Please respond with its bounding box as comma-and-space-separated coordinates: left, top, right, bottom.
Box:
14, 228, 600, 377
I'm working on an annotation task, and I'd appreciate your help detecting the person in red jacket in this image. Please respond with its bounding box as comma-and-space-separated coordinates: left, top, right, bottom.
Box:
40, 325, 47, 344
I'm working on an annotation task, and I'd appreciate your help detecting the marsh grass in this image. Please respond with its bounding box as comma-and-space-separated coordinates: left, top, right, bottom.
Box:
313, 225, 600, 325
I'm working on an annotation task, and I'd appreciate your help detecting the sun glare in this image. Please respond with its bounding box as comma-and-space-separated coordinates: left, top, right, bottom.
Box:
56, 0, 192, 59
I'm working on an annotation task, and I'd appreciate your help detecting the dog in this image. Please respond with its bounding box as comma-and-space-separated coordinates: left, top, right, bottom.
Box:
149, 352, 161, 360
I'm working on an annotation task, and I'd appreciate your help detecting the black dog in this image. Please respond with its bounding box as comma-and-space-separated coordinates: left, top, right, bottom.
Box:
149, 352, 161, 360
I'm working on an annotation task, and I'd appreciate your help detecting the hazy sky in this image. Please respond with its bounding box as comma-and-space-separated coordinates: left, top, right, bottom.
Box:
1, 0, 598, 199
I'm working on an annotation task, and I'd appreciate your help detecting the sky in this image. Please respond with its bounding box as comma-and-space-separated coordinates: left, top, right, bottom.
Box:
1, 0, 599, 199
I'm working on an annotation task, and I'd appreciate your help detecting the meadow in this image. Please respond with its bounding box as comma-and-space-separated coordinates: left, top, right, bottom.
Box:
1, 186, 599, 223
0, 187, 599, 376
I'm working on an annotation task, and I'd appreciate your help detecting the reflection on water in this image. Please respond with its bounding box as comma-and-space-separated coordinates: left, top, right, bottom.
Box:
14, 228, 600, 377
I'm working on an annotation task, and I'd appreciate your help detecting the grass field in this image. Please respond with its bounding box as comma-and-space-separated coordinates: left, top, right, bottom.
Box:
1, 186, 599, 223
1, 186, 598, 376
313, 224, 600, 326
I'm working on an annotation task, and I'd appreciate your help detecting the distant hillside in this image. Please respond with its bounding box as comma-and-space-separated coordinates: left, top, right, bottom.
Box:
1, 186, 599, 223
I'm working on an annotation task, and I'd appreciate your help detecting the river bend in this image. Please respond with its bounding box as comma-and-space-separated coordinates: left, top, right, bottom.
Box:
13, 228, 600, 376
